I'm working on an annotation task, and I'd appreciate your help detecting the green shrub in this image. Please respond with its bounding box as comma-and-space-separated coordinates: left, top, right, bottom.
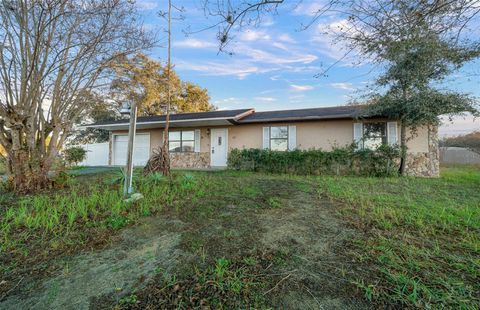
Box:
64, 146, 87, 166
228, 144, 400, 177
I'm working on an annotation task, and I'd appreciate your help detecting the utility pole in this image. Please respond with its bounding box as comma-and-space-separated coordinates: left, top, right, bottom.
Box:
162, 0, 172, 176
123, 100, 138, 197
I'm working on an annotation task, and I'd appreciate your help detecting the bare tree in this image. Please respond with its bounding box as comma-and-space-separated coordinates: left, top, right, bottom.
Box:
198, 0, 285, 52
154, 1, 186, 176
0, 0, 152, 192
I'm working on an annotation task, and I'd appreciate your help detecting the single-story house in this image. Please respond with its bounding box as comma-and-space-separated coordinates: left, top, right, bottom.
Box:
86, 105, 439, 176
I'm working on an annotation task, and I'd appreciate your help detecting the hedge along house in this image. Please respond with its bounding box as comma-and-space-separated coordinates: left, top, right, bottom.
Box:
86, 105, 440, 177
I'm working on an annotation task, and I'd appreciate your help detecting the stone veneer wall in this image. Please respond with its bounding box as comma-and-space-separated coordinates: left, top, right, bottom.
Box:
405, 125, 440, 177
170, 152, 210, 169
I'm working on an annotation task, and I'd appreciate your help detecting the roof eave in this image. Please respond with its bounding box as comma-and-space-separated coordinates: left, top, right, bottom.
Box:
84, 117, 239, 131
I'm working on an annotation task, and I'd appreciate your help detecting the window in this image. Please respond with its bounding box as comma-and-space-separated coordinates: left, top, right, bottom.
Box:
169, 130, 195, 152
363, 122, 387, 149
270, 126, 288, 151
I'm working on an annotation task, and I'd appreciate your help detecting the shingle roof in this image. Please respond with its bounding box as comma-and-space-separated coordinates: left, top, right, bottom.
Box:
88, 108, 253, 126
237, 105, 366, 123
86, 105, 371, 128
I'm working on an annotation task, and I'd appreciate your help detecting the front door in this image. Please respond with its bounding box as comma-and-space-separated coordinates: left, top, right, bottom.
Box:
210, 128, 228, 167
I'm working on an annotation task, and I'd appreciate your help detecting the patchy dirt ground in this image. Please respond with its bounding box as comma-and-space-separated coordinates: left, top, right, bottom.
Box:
1, 175, 368, 309
0, 217, 185, 309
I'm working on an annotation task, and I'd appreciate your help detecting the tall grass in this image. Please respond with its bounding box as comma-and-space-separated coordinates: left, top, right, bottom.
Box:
0, 171, 206, 255
317, 165, 480, 308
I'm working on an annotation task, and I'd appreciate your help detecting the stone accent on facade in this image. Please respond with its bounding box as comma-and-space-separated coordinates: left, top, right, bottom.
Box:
170, 152, 210, 169
405, 125, 440, 177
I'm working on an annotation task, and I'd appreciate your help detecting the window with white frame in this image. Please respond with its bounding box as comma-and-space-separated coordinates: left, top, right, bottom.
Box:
363, 122, 387, 149
169, 130, 195, 152
269, 126, 288, 151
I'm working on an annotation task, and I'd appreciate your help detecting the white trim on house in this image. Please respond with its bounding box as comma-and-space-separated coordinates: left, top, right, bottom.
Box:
353, 123, 363, 149
387, 121, 398, 145
194, 129, 201, 152
288, 125, 297, 150
262, 125, 297, 151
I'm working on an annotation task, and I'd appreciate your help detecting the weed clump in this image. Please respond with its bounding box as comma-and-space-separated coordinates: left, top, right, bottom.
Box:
115, 253, 280, 309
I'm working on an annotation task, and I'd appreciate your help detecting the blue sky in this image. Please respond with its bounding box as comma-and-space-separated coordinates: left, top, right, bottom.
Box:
136, 0, 479, 136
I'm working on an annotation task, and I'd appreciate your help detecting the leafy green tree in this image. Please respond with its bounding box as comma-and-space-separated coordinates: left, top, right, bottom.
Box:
176, 82, 213, 113
110, 53, 215, 116
341, 0, 480, 174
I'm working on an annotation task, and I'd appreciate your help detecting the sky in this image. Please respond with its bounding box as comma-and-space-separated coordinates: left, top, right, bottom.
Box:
136, 0, 479, 137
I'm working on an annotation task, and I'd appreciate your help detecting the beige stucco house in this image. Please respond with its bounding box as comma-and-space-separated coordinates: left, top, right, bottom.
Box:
87, 105, 439, 176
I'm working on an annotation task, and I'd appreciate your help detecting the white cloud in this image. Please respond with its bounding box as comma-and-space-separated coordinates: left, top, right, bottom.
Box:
237, 44, 318, 65
260, 16, 275, 27
173, 27, 321, 79
330, 82, 355, 90
288, 94, 306, 103
278, 34, 296, 43
290, 84, 314, 92
239, 30, 271, 41
293, 1, 328, 16
311, 19, 361, 61
174, 39, 216, 49
439, 114, 480, 137
282, 65, 322, 73
272, 42, 290, 51
254, 96, 277, 102
213, 97, 245, 106
176, 60, 273, 79
289, 94, 306, 99
311, 35, 346, 60
134, 0, 158, 11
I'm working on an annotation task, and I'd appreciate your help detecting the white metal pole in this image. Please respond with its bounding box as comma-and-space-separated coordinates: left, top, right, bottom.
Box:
123, 100, 137, 197
128, 105, 137, 194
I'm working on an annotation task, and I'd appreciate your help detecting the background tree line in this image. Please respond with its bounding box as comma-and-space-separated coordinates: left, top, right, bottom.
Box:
441, 131, 480, 154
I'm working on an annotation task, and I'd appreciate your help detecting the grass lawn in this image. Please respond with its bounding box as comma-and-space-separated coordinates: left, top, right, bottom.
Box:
0, 165, 478, 308
317, 164, 480, 308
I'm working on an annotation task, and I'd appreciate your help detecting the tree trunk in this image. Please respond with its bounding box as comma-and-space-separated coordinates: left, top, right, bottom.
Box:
399, 121, 407, 176
6, 124, 60, 193
9, 150, 51, 193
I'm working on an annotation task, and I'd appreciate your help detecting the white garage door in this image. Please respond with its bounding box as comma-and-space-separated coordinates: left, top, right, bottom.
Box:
113, 134, 150, 166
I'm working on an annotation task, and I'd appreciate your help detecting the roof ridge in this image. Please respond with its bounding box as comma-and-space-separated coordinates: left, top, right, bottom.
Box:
252, 104, 365, 114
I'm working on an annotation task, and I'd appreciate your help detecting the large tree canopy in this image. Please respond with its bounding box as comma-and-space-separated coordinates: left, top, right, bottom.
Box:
109, 53, 215, 116
0, 0, 151, 192
333, 0, 480, 174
